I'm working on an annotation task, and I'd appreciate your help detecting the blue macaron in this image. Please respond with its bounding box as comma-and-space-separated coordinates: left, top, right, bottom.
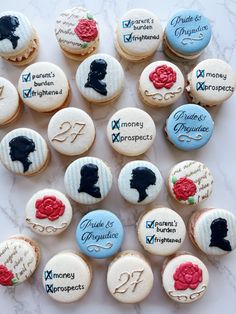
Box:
165, 9, 211, 57
165, 104, 214, 151
76, 209, 124, 259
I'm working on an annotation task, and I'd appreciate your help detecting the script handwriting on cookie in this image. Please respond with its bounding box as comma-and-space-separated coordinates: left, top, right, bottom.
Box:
52, 121, 86, 143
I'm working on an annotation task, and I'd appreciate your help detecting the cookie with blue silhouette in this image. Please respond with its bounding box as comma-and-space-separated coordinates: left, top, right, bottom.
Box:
76, 209, 124, 259
165, 104, 214, 151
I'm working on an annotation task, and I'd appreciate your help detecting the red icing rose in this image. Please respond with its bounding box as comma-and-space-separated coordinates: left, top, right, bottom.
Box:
173, 262, 203, 290
35, 196, 65, 221
74, 18, 98, 42
0, 265, 15, 286
149, 65, 177, 89
173, 177, 197, 201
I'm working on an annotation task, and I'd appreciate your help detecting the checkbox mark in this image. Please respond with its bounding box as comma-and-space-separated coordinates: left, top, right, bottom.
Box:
146, 220, 155, 229
146, 235, 155, 244
22, 73, 31, 82
23, 88, 32, 98
123, 33, 132, 43
122, 19, 132, 28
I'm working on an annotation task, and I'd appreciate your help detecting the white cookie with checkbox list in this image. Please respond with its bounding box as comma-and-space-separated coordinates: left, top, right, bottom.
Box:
137, 207, 186, 256
18, 62, 70, 113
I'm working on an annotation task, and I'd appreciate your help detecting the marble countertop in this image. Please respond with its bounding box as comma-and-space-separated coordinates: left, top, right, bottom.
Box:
0, 0, 236, 313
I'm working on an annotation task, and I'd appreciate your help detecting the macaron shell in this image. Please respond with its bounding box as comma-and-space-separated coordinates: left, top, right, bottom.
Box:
137, 207, 186, 256
165, 104, 214, 151
187, 59, 236, 106
42, 251, 92, 303
76, 209, 124, 259
48, 107, 95, 156
25, 189, 73, 236
192, 208, 236, 255
0, 128, 49, 176
162, 254, 209, 303
18, 62, 70, 112
0, 77, 20, 126
0, 11, 35, 57
139, 61, 184, 107
76, 53, 124, 103
116, 9, 163, 58
118, 160, 163, 204
165, 9, 211, 55
168, 160, 213, 205
0, 238, 38, 286
64, 157, 113, 204
107, 251, 154, 303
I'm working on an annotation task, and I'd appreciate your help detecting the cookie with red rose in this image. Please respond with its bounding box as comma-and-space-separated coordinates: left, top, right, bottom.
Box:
139, 61, 184, 107
25, 189, 72, 236
55, 7, 99, 61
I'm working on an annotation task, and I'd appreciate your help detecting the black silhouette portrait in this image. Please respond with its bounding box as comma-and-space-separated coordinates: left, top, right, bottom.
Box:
78, 163, 101, 198
84, 59, 108, 96
9, 136, 36, 173
209, 218, 232, 251
130, 167, 156, 203
0, 15, 20, 49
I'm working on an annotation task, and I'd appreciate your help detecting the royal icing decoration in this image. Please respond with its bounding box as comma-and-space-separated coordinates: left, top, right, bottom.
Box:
35, 196, 65, 221
0, 264, 17, 286
173, 262, 202, 290
149, 65, 176, 89
74, 18, 98, 42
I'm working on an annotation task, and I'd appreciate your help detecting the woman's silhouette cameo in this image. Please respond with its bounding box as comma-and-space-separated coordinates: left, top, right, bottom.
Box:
209, 217, 232, 251
9, 136, 36, 173
78, 163, 101, 198
0, 15, 20, 49
130, 167, 156, 203
84, 59, 108, 96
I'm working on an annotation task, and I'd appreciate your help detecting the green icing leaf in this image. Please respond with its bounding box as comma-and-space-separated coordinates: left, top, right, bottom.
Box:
172, 176, 177, 184
81, 43, 88, 48
12, 278, 18, 284
188, 197, 195, 204
87, 13, 93, 20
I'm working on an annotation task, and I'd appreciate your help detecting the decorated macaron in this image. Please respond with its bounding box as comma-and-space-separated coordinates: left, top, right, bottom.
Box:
168, 160, 213, 205
64, 157, 112, 204
75, 53, 124, 105
106, 107, 156, 156
76, 209, 124, 259
55, 7, 99, 61
186, 59, 236, 106
0, 236, 40, 286
115, 9, 163, 62
162, 252, 209, 303
47, 107, 95, 156
0, 11, 39, 65
118, 160, 163, 205
18, 62, 70, 113
0, 128, 50, 176
137, 207, 186, 256
42, 251, 92, 303
107, 250, 154, 303
139, 61, 184, 107
165, 104, 214, 151
25, 189, 72, 236
164, 10, 212, 61
189, 208, 236, 255
0, 77, 22, 126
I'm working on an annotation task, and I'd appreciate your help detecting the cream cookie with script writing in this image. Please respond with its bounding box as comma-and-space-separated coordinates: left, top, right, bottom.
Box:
18, 62, 70, 113
139, 61, 184, 107
168, 160, 213, 205
48, 107, 95, 156
0, 236, 40, 286
107, 250, 154, 303
115, 9, 163, 62
186, 59, 236, 106
42, 251, 92, 303
55, 7, 99, 61
137, 207, 186, 256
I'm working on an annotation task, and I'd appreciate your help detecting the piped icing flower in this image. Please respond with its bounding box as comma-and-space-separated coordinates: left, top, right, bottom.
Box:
149, 65, 176, 89
172, 177, 197, 204
0, 265, 17, 286
74, 18, 98, 42
35, 196, 65, 221
173, 262, 202, 291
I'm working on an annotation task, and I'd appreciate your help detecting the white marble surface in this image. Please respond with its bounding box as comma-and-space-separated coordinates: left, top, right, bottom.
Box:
0, 0, 236, 313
